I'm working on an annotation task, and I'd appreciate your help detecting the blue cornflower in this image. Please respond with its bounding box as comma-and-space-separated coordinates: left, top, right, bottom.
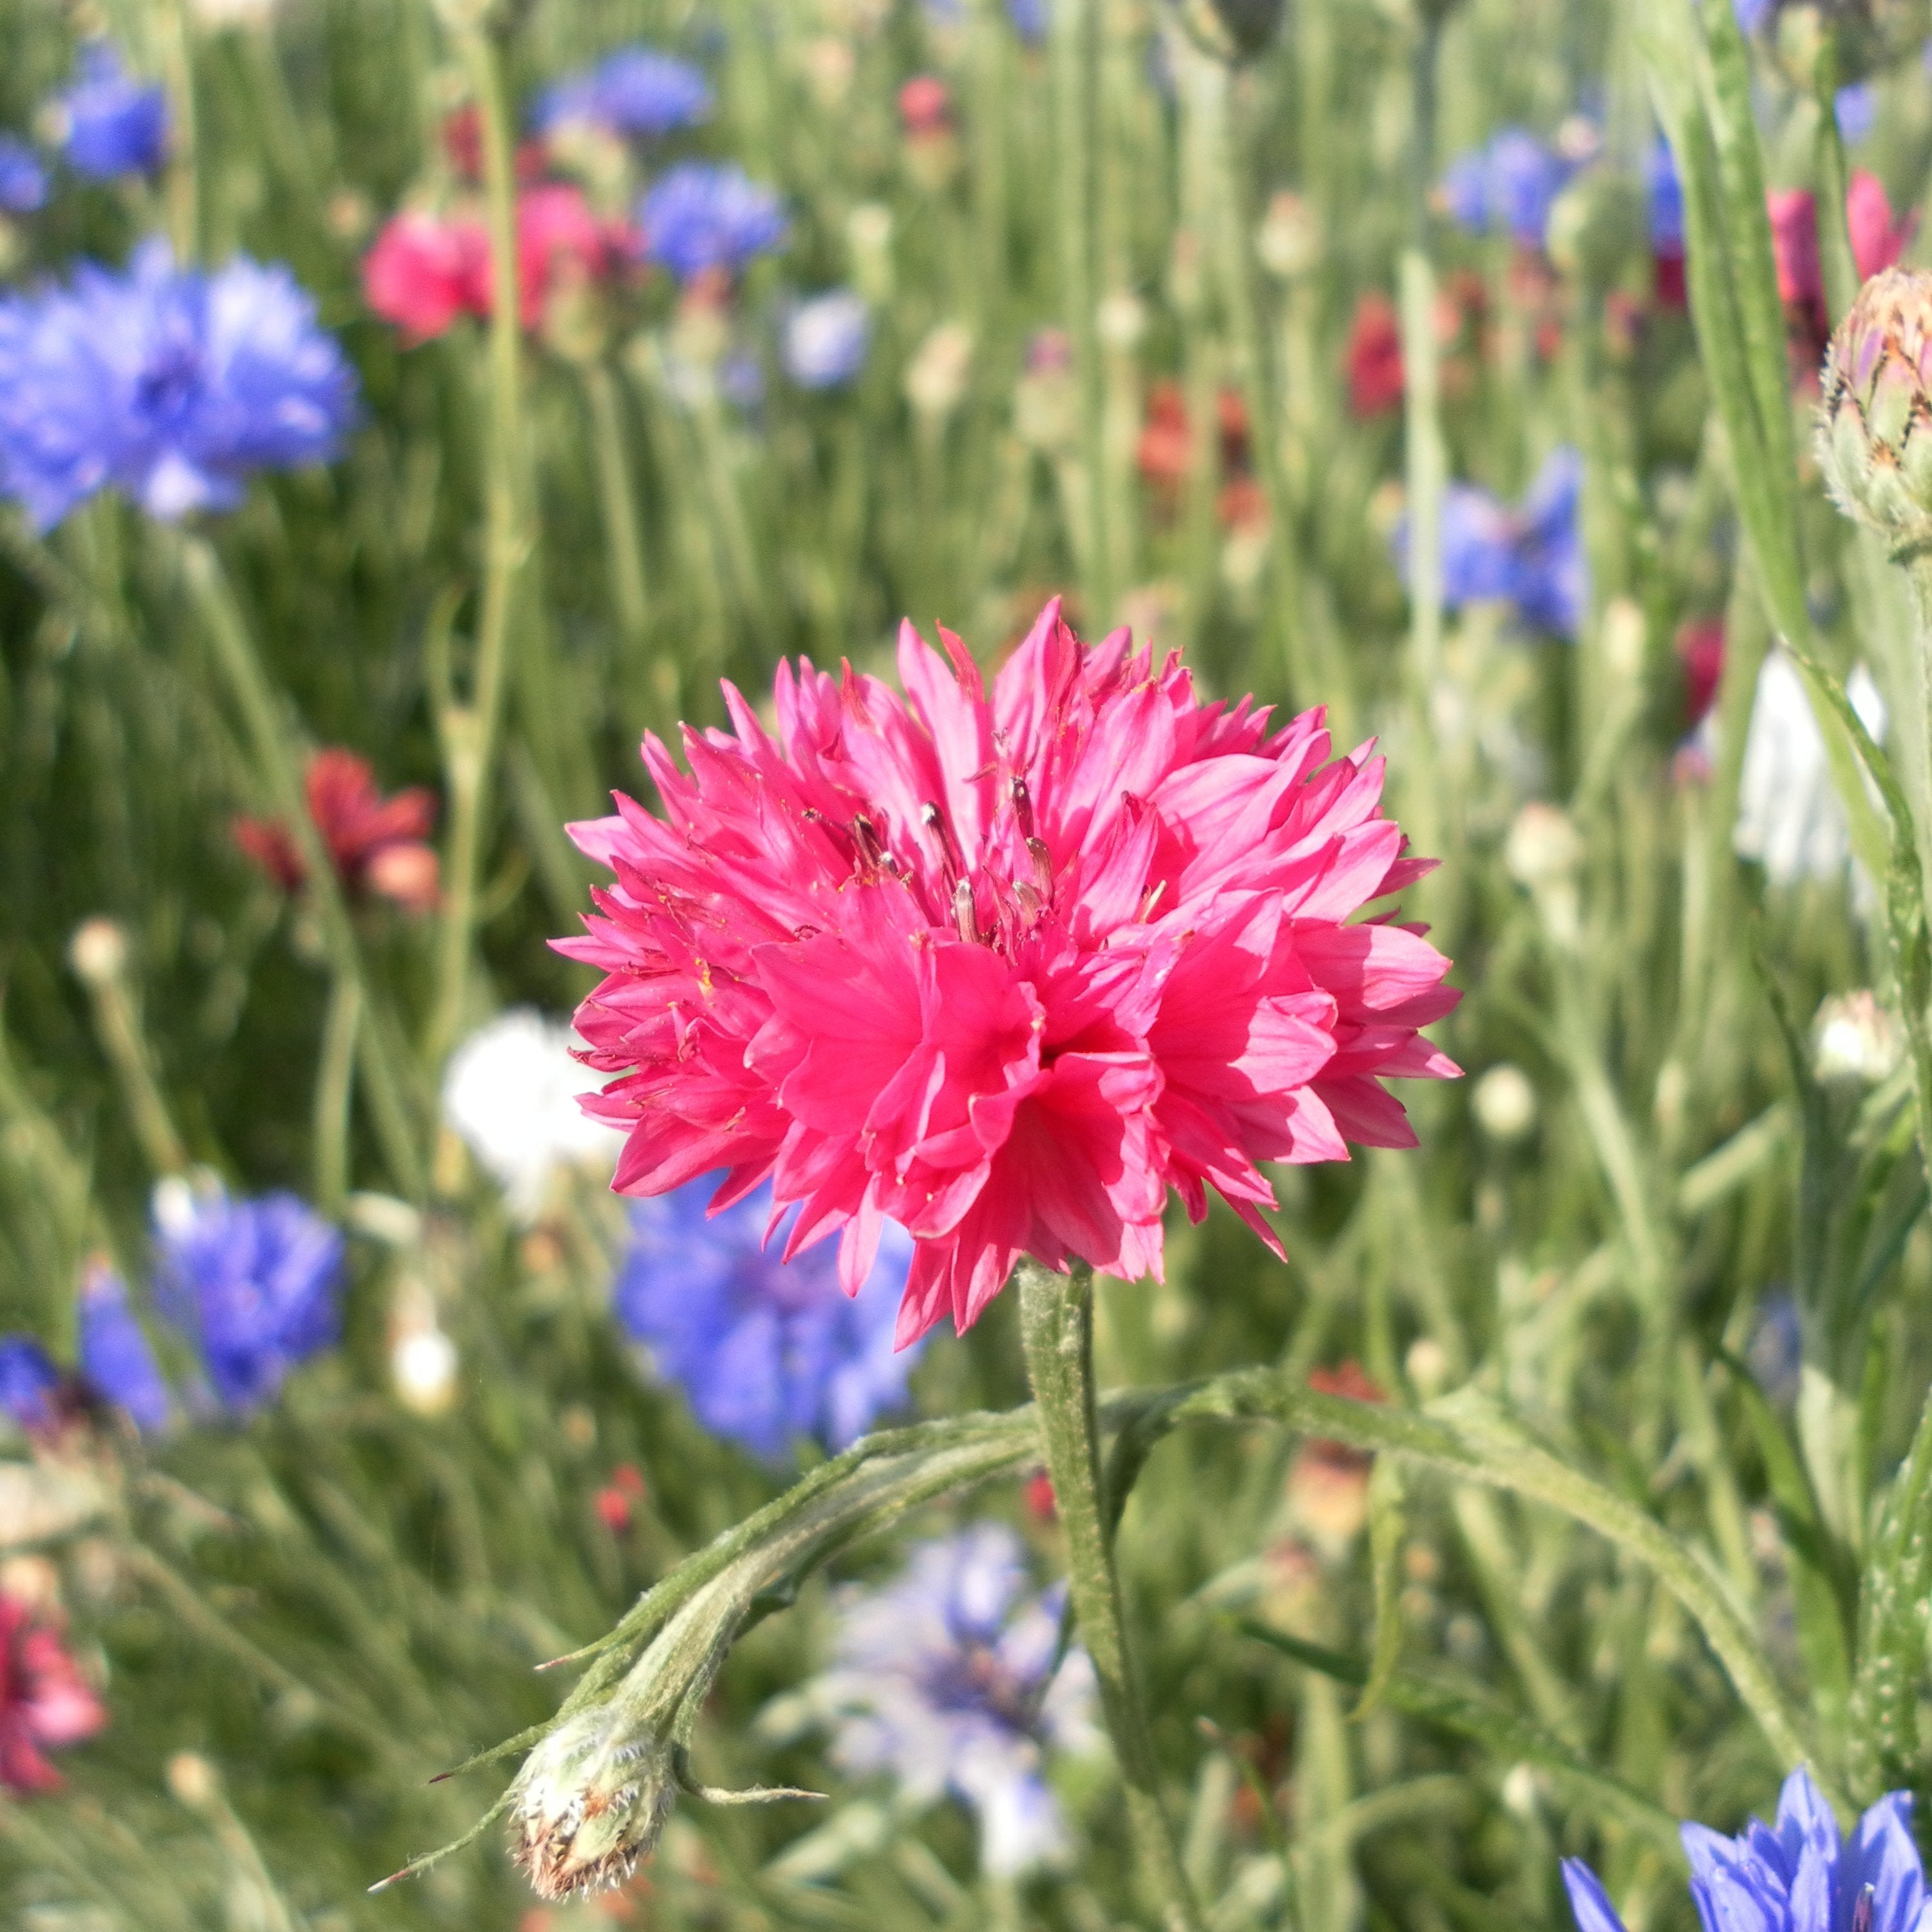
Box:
1441, 127, 1573, 249
923, 0, 1051, 36
0, 137, 47, 214
1394, 446, 1586, 640
1836, 82, 1879, 146
782, 289, 871, 389
0, 1338, 60, 1433
79, 1265, 171, 1432
802, 1524, 1101, 1877
639, 162, 787, 281
1733, 0, 1775, 33
533, 46, 712, 140
1648, 137, 1684, 254
56, 44, 169, 180
1745, 1290, 1803, 1407
1508, 447, 1586, 638
0, 238, 358, 530
614, 1173, 918, 1461
1566, 1768, 1927, 1932
153, 1186, 345, 1416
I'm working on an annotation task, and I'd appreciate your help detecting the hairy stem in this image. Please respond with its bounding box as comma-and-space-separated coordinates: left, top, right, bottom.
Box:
1016, 1261, 1202, 1932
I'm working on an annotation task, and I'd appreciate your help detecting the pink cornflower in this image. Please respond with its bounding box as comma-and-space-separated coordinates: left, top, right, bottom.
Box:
561, 602, 1459, 1345
0, 1595, 104, 1792
362, 211, 489, 344
1768, 171, 1916, 365
362, 186, 634, 343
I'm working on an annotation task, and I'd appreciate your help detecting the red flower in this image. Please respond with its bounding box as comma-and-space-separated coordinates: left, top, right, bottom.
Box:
898, 75, 951, 137
234, 747, 439, 912
1675, 618, 1725, 730
562, 600, 1458, 1346
1347, 292, 1404, 418
0, 1595, 104, 1793
1137, 381, 1191, 488
594, 1463, 647, 1535
1024, 1470, 1057, 1522
442, 105, 547, 187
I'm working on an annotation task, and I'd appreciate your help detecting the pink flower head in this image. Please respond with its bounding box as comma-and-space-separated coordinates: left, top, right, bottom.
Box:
363, 188, 635, 343
560, 603, 1459, 1347
0, 1595, 104, 1793
362, 211, 491, 344
513, 183, 638, 328
1769, 173, 1915, 316
1847, 169, 1915, 283
898, 76, 951, 138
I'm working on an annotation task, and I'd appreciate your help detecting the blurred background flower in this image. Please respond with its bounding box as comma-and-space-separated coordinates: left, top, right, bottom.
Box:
614, 1175, 919, 1460
801, 1524, 1099, 1875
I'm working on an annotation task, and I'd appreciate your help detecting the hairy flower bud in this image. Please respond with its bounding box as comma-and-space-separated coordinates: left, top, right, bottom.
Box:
509, 1708, 678, 1899
1817, 267, 1932, 553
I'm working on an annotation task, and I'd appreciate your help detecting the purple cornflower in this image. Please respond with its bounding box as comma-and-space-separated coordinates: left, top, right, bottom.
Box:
638, 162, 787, 281
79, 1264, 171, 1432
0, 137, 47, 214
782, 289, 870, 389
533, 46, 712, 140
1394, 446, 1586, 639
1440, 128, 1573, 249
804, 1524, 1100, 1876
614, 1173, 918, 1462
55, 44, 169, 180
0, 1338, 60, 1434
0, 238, 358, 530
1565, 1768, 1927, 1932
152, 1185, 345, 1416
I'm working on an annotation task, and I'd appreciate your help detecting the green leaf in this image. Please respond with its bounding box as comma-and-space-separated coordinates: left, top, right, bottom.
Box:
1353, 1454, 1406, 1720
1235, 1623, 1685, 1861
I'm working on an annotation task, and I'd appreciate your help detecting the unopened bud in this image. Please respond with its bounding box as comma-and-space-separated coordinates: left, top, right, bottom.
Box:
1817, 267, 1932, 554
167, 1750, 219, 1810
510, 1709, 678, 1900
1813, 990, 1904, 1084
68, 918, 128, 989
1472, 1064, 1537, 1143
904, 321, 973, 423
1256, 191, 1321, 281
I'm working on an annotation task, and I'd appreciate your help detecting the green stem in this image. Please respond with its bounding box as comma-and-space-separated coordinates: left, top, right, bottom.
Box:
426, 18, 535, 1066
78, 955, 189, 1179
159, 0, 199, 261
1180, 38, 1316, 713
1016, 1261, 1202, 1932
1051, 0, 1110, 622
178, 535, 424, 1200
312, 971, 361, 1217
582, 359, 653, 662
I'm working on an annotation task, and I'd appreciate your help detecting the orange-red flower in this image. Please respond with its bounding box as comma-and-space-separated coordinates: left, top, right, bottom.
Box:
234, 746, 439, 912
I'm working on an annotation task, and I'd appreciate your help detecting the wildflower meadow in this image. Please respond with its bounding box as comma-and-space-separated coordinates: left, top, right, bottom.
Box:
9, 0, 1932, 1927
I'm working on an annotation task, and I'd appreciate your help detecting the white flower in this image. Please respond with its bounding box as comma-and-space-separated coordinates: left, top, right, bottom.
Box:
1734, 652, 1886, 888
440, 1010, 621, 1221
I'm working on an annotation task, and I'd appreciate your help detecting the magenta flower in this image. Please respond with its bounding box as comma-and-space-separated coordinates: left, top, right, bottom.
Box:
561, 601, 1458, 1346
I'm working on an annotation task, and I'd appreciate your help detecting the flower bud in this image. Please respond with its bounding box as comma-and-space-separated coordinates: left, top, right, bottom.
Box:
509, 1708, 679, 1900
1817, 267, 1932, 553
67, 917, 128, 989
